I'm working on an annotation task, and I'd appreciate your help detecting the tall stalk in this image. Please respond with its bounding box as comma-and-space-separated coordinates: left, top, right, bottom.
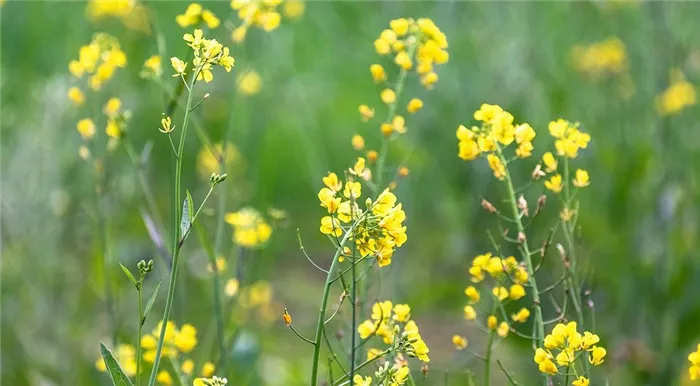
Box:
136, 284, 144, 386
146, 68, 199, 386
310, 230, 354, 386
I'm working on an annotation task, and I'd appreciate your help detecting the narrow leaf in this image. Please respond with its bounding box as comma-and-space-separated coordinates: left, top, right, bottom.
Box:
119, 263, 138, 289
100, 342, 135, 386
142, 279, 162, 324
180, 197, 191, 236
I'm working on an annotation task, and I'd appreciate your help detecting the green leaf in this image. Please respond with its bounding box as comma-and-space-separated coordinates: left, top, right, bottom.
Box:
142, 278, 162, 325
119, 263, 138, 289
100, 342, 135, 386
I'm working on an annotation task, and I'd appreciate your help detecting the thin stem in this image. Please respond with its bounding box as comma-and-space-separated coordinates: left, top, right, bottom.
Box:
289, 325, 315, 345
310, 229, 355, 386
497, 146, 545, 349
147, 68, 199, 386
136, 285, 144, 386
350, 242, 357, 380
496, 360, 521, 386
484, 320, 495, 386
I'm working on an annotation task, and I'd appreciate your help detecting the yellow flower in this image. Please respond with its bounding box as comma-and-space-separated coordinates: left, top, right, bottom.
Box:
77, 118, 96, 140
392, 304, 411, 322
238, 69, 262, 95
380, 89, 396, 104
487, 315, 497, 330
464, 286, 480, 303
171, 57, 187, 76
322, 172, 343, 192
320, 216, 342, 237
225, 278, 239, 297
103, 97, 122, 117
95, 344, 137, 376
67, 87, 85, 105
589, 346, 606, 365
420, 72, 438, 89
656, 69, 696, 115
390, 18, 409, 36
509, 284, 525, 300
174, 324, 198, 353
573, 169, 590, 188
556, 348, 576, 366
511, 308, 530, 323
261, 11, 282, 31
351, 134, 365, 150
283, 0, 305, 19
571, 37, 627, 76
545, 174, 563, 193
201, 362, 216, 377
371, 300, 393, 321
201, 10, 220, 28
156, 370, 173, 385
487, 154, 506, 180
497, 322, 509, 337
407, 98, 423, 113
358, 319, 376, 339
374, 38, 391, 55
196, 142, 240, 179
181, 359, 195, 375
343, 180, 362, 199
207, 256, 227, 273
542, 152, 557, 172
367, 348, 382, 360
353, 375, 372, 386
580, 331, 600, 350
394, 51, 412, 70
359, 105, 375, 121
452, 335, 468, 350
105, 119, 121, 139
572, 376, 589, 386
370, 64, 387, 83
225, 208, 273, 248
463, 305, 477, 320
392, 366, 410, 385
492, 286, 508, 301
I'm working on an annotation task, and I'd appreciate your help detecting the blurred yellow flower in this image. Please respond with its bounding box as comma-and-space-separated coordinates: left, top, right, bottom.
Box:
464, 286, 480, 303
201, 361, 216, 377
380, 89, 396, 104
283, 0, 305, 19
197, 142, 241, 179
225, 208, 273, 248
238, 69, 262, 95
688, 344, 700, 380
511, 307, 530, 323
463, 305, 476, 320
656, 69, 696, 116
77, 118, 96, 140
95, 344, 137, 376
103, 97, 121, 117
573, 376, 590, 386
407, 98, 423, 113
452, 335, 468, 350
207, 256, 227, 273
225, 278, 240, 297
156, 370, 173, 385
351, 134, 365, 150
487, 315, 497, 330
353, 375, 372, 386
359, 105, 375, 121
370, 64, 387, 83
67, 87, 85, 105
141, 55, 163, 79
171, 57, 187, 77
181, 359, 195, 375
542, 152, 557, 172
571, 37, 627, 76
487, 154, 506, 180
176, 3, 220, 29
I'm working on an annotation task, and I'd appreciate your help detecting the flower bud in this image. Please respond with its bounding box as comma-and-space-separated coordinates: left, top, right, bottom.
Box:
481, 198, 497, 213
282, 309, 292, 326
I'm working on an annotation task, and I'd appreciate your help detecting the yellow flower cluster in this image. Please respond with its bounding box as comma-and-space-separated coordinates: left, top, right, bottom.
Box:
176, 3, 220, 29
74, 97, 130, 154
353, 365, 409, 386
456, 104, 536, 179
357, 301, 430, 363
95, 344, 137, 376
86, 0, 150, 33
68, 33, 127, 90
373, 18, 448, 89
171, 29, 234, 83
656, 69, 696, 116
689, 344, 700, 380
231, 0, 283, 43
318, 166, 407, 268
141, 321, 198, 363
534, 322, 605, 377
571, 37, 627, 77
539, 119, 591, 194
158, 360, 217, 386
225, 208, 273, 248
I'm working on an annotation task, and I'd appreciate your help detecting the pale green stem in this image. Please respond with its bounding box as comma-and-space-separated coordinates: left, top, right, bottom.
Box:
310, 229, 355, 386
484, 330, 495, 386
147, 67, 199, 386
562, 157, 585, 328
136, 284, 144, 386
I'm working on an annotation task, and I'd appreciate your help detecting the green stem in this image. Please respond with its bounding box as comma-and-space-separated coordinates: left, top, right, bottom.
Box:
310, 230, 354, 386
484, 304, 496, 386
562, 158, 585, 328
497, 147, 544, 347
147, 69, 198, 386
136, 285, 144, 386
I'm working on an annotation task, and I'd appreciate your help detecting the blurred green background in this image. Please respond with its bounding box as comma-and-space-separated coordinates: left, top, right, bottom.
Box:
3, 1, 700, 385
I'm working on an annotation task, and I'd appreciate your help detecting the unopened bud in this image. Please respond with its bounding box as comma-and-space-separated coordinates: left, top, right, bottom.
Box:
556, 243, 566, 260
518, 232, 527, 243
398, 167, 409, 177
421, 364, 429, 378
367, 150, 378, 163
532, 164, 545, 180
204, 93, 210, 99
481, 198, 497, 213
210, 173, 228, 186
282, 309, 292, 326
535, 194, 546, 216
518, 195, 529, 217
